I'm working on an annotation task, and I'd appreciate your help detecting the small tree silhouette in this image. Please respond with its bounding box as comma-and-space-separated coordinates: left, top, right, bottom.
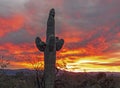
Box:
25, 55, 43, 88
0, 56, 9, 74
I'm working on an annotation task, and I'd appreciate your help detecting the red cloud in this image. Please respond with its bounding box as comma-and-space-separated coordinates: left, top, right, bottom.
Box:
0, 15, 25, 37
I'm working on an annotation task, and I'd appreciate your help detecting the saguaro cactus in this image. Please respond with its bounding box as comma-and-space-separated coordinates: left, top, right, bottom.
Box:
35, 8, 64, 88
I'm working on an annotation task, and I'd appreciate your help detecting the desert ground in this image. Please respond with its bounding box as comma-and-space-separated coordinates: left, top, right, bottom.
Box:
0, 70, 120, 88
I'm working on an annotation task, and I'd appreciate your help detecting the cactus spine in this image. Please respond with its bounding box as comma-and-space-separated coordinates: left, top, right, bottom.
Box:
35, 8, 64, 88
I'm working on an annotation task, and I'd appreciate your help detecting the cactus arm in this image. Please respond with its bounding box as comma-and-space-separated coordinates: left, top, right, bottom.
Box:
35, 37, 46, 52
56, 37, 64, 51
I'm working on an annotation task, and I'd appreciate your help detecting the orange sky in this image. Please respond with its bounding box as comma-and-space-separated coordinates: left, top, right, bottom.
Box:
0, 0, 120, 72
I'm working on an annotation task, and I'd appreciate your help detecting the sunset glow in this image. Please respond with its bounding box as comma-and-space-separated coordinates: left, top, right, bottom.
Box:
0, 0, 120, 72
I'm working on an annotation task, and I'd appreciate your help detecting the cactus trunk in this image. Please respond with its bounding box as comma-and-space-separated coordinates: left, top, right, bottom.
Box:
44, 9, 56, 88
35, 8, 64, 88
44, 37, 56, 88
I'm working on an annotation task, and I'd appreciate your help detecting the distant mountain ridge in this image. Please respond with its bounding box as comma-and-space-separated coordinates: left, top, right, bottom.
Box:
0, 69, 120, 76
0, 69, 35, 75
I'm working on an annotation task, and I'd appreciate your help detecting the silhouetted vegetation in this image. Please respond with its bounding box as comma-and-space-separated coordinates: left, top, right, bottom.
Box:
0, 71, 120, 88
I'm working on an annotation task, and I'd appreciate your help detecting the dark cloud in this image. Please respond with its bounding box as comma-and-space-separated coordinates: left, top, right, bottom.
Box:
0, 0, 28, 17
0, 29, 31, 44
62, 0, 120, 29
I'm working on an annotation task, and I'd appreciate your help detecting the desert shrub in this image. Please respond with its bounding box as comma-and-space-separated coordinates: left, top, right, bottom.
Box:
96, 72, 106, 80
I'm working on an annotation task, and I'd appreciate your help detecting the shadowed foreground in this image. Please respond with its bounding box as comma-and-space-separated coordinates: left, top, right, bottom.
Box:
0, 71, 120, 88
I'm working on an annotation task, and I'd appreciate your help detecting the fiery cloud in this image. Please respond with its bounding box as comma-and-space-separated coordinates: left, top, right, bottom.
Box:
0, 15, 25, 37
0, 0, 120, 72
